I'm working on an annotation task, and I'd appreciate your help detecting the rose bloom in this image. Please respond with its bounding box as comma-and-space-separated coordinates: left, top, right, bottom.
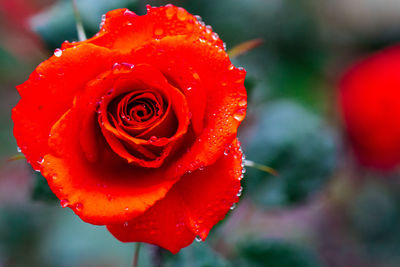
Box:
339, 45, 400, 171
12, 5, 247, 253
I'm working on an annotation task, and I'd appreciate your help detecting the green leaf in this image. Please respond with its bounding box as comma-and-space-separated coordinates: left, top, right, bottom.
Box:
162, 242, 232, 267
237, 239, 321, 267
243, 100, 337, 207
29, 0, 138, 50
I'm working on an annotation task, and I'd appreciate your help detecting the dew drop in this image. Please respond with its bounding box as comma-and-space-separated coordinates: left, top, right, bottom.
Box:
224, 147, 230, 156
99, 14, 106, 28
194, 15, 203, 23
237, 186, 243, 197
123, 10, 137, 18
177, 8, 187, 21
60, 199, 69, 208
75, 203, 83, 211
125, 207, 129, 211
54, 48, 62, 57
187, 87, 192, 91
242, 167, 246, 174
195, 236, 203, 242
212, 33, 219, 41
123, 221, 129, 227
233, 108, 246, 122
230, 203, 237, 210
37, 157, 44, 164
228, 64, 235, 71
165, 5, 175, 19
238, 98, 247, 107
17, 147, 21, 153
149, 136, 158, 142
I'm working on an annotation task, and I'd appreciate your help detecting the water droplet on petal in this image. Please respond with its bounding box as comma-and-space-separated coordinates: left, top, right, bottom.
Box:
238, 98, 247, 107
237, 186, 243, 197
149, 136, 158, 142
54, 48, 62, 57
75, 203, 83, 211
233, 108, 246, 122
165, 5, 175, 19
37, 157, 44, 164
125, 207, 129, 211
123, 221, 129, 227
17, 147, 21, 153
224, 147, 230, 156
187, 87, 192, 91
230, 203, 237, 210
60, 199, 69, 208
177, 8, 187, 21
123, 10, 137, 18
195, 236, 203, 242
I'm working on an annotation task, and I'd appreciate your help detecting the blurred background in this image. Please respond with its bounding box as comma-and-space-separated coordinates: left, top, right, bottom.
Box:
2, 0, 400, 266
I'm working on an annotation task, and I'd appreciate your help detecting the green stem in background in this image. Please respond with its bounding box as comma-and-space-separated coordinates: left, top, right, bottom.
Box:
243, 159, 279, 176
133, 243, 141, 267
71, 0, 87, 41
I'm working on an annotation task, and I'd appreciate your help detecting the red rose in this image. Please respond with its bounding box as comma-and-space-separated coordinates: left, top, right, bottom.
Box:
339, 45, 400, 171
12, 5, 247, 253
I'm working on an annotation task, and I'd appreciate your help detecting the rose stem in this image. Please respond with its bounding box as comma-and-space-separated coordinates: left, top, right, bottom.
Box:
71, 0, 87, 41
133, 242, 142, 267
243, 159, 279, 176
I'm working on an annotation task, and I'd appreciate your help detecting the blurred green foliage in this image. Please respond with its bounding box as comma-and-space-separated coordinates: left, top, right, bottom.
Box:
237, 239, 321, 267
30, 0, 138, 50
244, 100, 337, 207
162, 242, 231, 267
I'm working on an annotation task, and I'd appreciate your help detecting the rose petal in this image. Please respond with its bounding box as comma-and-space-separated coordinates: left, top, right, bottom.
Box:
12, 44, 122, 170
107, 139, 243, 253
62, 6, 224, 53
128, 36, 247, 175
43, 106, 183, 225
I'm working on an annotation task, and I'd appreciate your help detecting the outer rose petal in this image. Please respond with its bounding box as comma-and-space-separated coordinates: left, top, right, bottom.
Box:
43, 106, 181, 225
62, 6, 224, 53
340, 45, 400, 169
12, 44, 122, 170
107, 139, 243, 253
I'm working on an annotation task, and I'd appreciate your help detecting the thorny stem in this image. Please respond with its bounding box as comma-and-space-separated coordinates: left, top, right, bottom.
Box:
133, 243, 141, 267
71, 0, 87, 41
243, 159, 278, 176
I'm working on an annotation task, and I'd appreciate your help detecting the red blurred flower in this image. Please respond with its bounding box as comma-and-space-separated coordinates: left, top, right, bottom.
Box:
339, 45, 400, 171
12, 5, 247, 253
